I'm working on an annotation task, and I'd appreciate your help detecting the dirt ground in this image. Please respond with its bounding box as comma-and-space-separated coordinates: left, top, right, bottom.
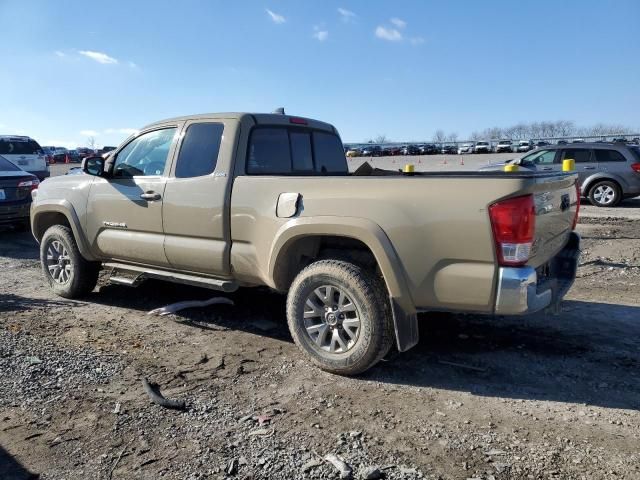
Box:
1, 202, 639, 479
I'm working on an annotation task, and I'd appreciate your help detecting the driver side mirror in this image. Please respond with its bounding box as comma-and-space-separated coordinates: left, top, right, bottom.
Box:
82, 156, 106, 177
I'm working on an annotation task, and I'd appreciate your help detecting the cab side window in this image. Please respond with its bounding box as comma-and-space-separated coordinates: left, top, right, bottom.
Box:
246, 128, 290, 175
175, 123, 224, 178
113, 128, 177, 178
561, 149, 592, 163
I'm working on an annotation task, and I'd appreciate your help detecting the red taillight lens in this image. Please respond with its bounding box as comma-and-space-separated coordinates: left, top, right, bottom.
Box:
631, 163, 640, 172
572, 183, 580, 230
289, 117, 308, 125
489, 194, 535, 267
18, 179, 40, 191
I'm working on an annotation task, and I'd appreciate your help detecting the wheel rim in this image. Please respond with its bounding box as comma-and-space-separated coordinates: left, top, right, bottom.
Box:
303, 285, 360, 353
593, 185, 616, 205
45, 239, 72, 284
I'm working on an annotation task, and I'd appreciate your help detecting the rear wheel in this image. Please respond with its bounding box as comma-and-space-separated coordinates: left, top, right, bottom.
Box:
589, 180, 621, 207
40, 225, 100, 298
287, 259, 393, 375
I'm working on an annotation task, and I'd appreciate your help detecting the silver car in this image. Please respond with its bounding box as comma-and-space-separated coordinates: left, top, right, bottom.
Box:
482, 143, 640, 207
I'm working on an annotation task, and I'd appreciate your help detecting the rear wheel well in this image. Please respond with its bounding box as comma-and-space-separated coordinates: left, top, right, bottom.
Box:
34, 212, 71, 242
273, 235, 380, 291
584, 177, 621, 196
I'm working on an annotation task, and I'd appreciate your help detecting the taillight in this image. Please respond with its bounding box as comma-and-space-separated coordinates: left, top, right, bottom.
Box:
489, 194, 535, 267
631, 163, 640, 172
572, 183, 580, 230
18, 179, 40, 191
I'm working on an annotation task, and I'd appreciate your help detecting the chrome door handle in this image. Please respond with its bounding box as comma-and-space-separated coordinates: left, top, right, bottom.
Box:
541, 166, 553, 170
140, 191, 161, 201
582, 166, 596, 170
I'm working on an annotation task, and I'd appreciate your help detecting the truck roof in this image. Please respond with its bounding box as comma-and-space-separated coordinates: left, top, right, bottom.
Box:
143, 112, 336, 133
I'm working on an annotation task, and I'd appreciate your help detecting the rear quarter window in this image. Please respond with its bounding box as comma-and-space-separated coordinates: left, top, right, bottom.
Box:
594, 149, 627, 163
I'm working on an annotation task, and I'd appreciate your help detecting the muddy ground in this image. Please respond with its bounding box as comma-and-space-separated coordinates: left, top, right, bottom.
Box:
1, 203, 639, 480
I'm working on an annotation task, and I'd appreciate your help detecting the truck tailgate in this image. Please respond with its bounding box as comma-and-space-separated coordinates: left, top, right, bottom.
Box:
522, 174, 579, 268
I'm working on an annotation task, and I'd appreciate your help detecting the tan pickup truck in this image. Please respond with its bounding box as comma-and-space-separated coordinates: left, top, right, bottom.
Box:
31, 112, 580, 374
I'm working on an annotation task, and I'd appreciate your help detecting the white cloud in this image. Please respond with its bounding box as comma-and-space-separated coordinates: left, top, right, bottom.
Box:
390, 17, 407, 29
313, 28, 328, 41
54, 50, 66, 58
80, 130, 99, 136
266, 9, 286, 24
79, 50, 118, 64
410, 36, 425, 45
127, 61, 138, 69
338, 7, 356, 22
375, 26, 403, 42
104, 128, 138, 135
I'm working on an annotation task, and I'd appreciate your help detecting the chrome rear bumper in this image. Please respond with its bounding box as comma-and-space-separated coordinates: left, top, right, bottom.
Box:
495, 232, 580, 315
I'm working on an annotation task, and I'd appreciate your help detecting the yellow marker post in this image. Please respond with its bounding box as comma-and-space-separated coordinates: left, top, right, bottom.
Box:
563, 159, 575, 171
504, 164, 519, 172
403, 164, 415, 174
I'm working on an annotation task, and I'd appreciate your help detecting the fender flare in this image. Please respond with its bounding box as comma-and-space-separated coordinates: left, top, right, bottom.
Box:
581, 173, 627, 196
31, 200, 97, 261
268, 216, 419, 351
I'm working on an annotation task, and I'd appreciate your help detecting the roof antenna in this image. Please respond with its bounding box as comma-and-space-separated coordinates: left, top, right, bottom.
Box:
273, 107, 285, 114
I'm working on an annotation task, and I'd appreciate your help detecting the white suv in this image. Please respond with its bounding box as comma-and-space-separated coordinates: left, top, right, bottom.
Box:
516, 140, 533, 153
0, 135, 50, 180
473, 141, 491, 153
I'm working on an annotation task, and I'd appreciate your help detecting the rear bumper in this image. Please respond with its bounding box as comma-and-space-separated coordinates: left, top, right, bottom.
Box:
0, 202, 31, 224
494, 232, 580, 315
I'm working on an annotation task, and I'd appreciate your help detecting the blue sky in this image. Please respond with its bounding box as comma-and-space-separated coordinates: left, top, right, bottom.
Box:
1, 0, 638, 147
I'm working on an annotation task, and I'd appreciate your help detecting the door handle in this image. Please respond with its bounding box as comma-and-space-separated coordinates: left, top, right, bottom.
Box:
140, 191, 161, 201
541, 166, 553, 170
582, 166, 596, 170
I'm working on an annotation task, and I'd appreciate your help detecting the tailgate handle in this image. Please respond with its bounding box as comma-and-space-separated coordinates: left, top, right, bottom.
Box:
140, 191, 161, 201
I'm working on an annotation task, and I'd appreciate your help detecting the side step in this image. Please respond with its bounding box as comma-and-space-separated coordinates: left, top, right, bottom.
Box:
104, 262, 238, 292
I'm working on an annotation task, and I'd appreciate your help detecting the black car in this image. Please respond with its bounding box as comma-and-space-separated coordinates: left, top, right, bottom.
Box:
419, 144, 438, 155
535, 141, 550, 148
361, 145, 383, 157
441, 145, 457, 154
0, 155, 39, 230
401, 145, 420, 155
382, 145, 402, 156
557, 140, 568, 145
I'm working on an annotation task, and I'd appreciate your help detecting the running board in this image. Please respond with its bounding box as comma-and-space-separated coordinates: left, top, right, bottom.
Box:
104, 262, 238, 292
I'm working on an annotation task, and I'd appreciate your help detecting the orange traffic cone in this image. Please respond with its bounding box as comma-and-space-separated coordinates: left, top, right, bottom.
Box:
65, 154, 70, 164
460, 156, 464, 165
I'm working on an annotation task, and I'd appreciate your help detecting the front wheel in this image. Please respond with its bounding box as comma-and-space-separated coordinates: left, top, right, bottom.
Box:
40, 225, 100, 298
588, 181, 621, 207
286, 260, 394, 375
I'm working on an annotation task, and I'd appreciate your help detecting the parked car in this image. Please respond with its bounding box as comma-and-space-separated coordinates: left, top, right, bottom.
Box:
52, 152, 68, 164
361, 145, 383, 157
557, 140, 568, 145
401, 145, 421, 155
535, 141, 550, 148
418, 144, 439, 155
571, 138, 585, 144
516, 140, 533, 153
30, 111, 580, 375
382, 145, 402, 156
42, 146, 57, 165
458, 143, 474, 154
76, 147, 95, 159
0, 135, 50, 180
67, 150, 82, 163
0, 155, 39, 230
346, 147, 361, 157
496, 140, 513, 153
441, 145, 457, 154
474, 141, 491, 153
481, 143, 640, 207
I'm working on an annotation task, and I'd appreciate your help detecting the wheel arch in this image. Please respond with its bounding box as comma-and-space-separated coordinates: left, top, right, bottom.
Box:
269, 216, 419, 352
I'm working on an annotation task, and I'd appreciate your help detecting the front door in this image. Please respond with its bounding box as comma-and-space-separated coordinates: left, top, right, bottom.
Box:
162, 119, 235, 275
559, 148, 594, 187
85, 126, 179, 266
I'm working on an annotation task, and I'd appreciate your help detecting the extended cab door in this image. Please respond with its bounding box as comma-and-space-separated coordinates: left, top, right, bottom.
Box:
161, 119, 237, 275
85, 126, 179, 266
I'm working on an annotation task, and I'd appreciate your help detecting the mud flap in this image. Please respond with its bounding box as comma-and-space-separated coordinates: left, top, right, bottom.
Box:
390, 297, 419, 352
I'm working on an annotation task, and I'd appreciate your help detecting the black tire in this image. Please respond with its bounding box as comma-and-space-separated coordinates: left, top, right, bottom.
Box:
588, 180, 621, 207
40, 225, 100, 298
286, 260, 394, 375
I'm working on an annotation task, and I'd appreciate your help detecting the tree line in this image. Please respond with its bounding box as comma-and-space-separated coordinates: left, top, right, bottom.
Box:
366, 121, 638, 144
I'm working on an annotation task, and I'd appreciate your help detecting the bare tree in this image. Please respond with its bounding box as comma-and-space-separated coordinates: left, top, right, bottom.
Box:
87, 136, 96, 150
374, 134, 390, 144
447, 132, 458, 143
433, 130, 447, 143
